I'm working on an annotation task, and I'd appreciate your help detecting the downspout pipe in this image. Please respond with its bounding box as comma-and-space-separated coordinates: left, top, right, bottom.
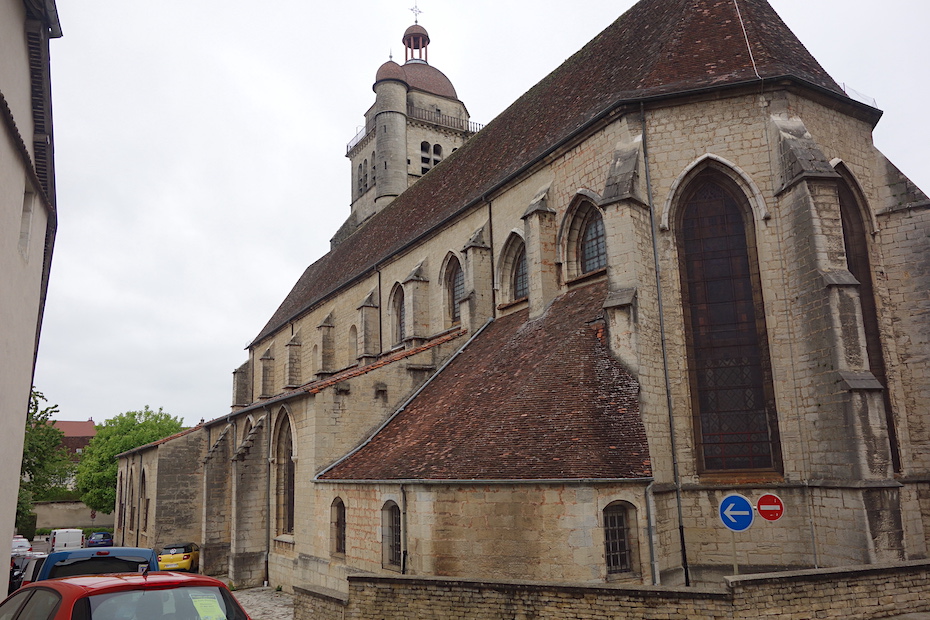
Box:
135, 453, 142, 548
264, 406, 272, 587
401, 485, 408, 574
641, 102, 690, 586
644, 481, 659, 585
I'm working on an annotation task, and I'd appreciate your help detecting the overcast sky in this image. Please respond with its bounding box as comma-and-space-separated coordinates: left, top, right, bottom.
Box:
34, 1, 929, 428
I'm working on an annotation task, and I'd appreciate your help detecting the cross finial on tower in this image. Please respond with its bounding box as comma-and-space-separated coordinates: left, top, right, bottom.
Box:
410, 2, 423, 24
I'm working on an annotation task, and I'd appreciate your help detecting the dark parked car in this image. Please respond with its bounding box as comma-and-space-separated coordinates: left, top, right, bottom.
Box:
32, 547, 158, 583
84, 532, 113, 548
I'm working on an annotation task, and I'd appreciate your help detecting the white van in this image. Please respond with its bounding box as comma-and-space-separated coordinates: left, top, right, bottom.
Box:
49, 528, 84, 552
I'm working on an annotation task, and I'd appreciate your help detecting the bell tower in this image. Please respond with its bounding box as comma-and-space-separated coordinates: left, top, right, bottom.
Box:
337, 19, 480, 245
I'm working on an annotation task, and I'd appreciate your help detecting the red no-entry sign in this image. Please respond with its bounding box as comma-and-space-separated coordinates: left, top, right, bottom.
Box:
756, 493, 784, 521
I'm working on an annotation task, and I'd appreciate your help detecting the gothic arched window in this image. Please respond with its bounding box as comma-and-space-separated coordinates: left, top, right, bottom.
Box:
445, 256, 464, 324
500, 233, 528, 303
580, 207, 606, 274
382, 501, 402, 569
391, 285, 406, 345
348, 325, 358, 364
140, 471, 148, 532
275, 415, 295, 534
332, 498, 346, 555
565, 200, 607, 279
678, 173, 779, 472
512, 245, 528, 300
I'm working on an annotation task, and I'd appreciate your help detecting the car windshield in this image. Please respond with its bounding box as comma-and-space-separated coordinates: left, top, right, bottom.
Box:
90, 534, 108, 540
161, 545, 190, 554
84, 586, 247, 620
47, 556, 151, 580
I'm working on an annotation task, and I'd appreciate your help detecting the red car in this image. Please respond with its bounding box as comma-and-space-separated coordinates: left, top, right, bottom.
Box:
0, 571, 250, 619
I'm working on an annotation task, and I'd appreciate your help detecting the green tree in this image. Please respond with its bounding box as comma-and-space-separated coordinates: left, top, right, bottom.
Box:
22, 389, 74, 500
76, 407, 183, 514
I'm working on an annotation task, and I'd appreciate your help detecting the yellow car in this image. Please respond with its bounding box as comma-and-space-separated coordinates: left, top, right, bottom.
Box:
157, 542, 200, 572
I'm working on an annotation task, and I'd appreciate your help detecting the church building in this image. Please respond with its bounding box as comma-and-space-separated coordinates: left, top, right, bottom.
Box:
117, 0, 930, 599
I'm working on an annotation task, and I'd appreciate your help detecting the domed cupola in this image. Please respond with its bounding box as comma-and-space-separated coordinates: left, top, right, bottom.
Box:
403, 24, 430, 63
392, 23, 458, 100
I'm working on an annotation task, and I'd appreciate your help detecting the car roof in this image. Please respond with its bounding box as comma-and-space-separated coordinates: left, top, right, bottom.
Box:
32, 571, 229, 596
46, 547, 154, 561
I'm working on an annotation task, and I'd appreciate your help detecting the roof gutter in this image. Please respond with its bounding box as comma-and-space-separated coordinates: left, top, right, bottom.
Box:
316, 477, 654, 485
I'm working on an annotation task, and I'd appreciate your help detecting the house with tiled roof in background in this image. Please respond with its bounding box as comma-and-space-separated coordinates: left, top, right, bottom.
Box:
118, 0, 929, 616
52, 419, 96, 463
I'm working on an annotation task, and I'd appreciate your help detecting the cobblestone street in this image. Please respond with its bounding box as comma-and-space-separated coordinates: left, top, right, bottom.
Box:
233, 587, 294, 620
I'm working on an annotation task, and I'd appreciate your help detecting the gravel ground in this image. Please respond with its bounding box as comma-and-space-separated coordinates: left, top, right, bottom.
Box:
231, 586, 294, 620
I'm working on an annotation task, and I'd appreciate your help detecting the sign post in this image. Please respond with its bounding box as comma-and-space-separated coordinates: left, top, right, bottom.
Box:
719, 494, 754, 575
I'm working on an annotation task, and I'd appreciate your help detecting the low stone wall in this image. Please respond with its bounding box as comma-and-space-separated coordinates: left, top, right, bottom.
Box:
34, 501, 114, 530
726, 561, 930, 619
293, 560, 930, 620
294, 585, 347, 618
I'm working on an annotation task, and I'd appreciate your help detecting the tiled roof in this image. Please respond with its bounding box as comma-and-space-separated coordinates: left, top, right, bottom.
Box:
52, 420, 96, 438
253, 0, 844, 346
319, 282, 649, 481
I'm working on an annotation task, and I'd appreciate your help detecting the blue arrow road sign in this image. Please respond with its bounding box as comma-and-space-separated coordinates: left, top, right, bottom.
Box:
719, 494, 754, 532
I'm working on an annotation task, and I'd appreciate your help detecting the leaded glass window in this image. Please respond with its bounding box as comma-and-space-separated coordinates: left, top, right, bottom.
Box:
679, 176, 778, 471
581, 209, 607, 273
512, 246, 528, 300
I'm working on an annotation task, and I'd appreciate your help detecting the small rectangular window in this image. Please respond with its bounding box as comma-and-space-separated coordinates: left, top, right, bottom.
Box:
604, 506, 631, 574
19, 191, 35, 255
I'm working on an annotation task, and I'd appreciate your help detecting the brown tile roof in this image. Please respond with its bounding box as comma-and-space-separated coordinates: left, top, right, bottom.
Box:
52, 420, 96, 438
319, 282, 649, 481
253, 0, 845, 346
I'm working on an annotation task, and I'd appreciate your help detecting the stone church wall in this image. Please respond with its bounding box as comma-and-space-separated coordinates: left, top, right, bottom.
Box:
151, 429, 204, 550
202, 425, 232, 576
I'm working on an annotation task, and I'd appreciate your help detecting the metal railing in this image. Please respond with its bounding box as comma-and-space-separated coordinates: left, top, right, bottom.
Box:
347, 108, 484, 154
406, 106, 484, 134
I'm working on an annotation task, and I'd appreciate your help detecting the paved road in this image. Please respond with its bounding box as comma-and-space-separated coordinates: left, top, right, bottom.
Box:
231, 586, 294, 620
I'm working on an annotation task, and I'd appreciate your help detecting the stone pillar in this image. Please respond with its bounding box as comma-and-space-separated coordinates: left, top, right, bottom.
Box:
599, 128, 649, 375
770, 113, 900, 562
317, 313, 335, 377
357, 290, 381, 365
285, 333, 301, 388
461, 225, 493, 333
232, 361, 252, 409
403, 263, 430, 346
522, 186, 559, 320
